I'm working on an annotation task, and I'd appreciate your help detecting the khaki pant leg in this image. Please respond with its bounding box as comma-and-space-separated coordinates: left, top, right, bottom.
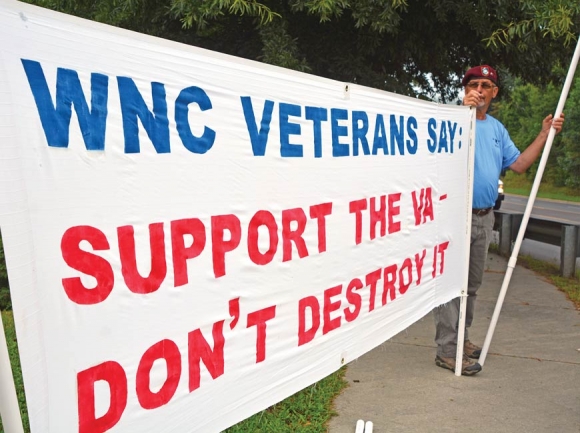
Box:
434, 211, 494, 357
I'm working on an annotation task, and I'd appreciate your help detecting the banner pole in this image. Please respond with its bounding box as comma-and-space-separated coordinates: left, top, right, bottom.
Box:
454, 107, 477, 376
0, 311, 25, 433
479, 35, 580, 367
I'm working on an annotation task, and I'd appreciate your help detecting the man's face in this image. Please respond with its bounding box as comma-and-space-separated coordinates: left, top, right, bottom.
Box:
465, 79, 499, 107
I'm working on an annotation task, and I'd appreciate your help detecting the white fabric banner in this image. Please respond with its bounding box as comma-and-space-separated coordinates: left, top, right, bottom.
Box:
0, 1, 475, 432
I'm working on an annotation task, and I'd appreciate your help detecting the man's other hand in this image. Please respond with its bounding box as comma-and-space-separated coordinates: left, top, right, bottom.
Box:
542, 113, 565, 135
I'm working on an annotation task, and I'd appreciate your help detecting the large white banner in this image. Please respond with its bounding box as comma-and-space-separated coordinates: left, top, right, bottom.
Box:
0, 1, 475, 432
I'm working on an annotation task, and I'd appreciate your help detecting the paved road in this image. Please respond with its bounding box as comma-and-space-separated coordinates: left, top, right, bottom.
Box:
501, 194, 580, 225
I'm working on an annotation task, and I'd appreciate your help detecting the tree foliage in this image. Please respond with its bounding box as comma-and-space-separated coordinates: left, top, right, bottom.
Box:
554, 74, 580, 189
27, 0, 580, 102
484, 1, 580, 48
493, 72, 580, 189
3, 0, 577, 304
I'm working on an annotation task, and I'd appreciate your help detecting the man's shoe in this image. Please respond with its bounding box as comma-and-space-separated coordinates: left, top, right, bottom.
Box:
464, 340, 482, 359
435, 355, 482, 376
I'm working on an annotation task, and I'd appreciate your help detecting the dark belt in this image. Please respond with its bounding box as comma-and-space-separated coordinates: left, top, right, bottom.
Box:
472, 207, 493, 216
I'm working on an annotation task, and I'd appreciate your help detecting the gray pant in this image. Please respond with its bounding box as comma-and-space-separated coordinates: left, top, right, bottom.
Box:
434, 211, 495, 357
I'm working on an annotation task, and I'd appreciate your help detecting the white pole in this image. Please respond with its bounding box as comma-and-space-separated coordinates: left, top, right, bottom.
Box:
479, 36, 580, 367
455, 108, 477, 376
455, 295, 468, 376
0, 311, 25, 433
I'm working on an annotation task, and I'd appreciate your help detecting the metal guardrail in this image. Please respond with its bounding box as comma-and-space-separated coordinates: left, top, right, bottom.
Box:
493, 210, 579, 278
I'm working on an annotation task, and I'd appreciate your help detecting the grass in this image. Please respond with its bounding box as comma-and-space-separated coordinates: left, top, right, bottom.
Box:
223, 369, 348, 433
503, 171, 580, 202
489, 244, 580, 309
0, 310, 30, 433
0, 311, 347, 433
515, 254, 580, 309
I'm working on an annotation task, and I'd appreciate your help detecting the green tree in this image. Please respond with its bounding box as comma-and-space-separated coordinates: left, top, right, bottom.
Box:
555, 73, 580, 188
493, 73, 580, 189
26, 0, 580, 102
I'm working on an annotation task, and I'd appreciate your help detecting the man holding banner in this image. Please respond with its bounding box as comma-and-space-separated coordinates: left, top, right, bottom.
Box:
433, 64, 565, 376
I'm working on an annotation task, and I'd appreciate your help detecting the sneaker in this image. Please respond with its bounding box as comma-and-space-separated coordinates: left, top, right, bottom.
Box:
464, 340, 482, 359
435, 355, 482, 376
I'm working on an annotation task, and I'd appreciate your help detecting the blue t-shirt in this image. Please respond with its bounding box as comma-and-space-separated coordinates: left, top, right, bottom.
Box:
472, 115, 520, 208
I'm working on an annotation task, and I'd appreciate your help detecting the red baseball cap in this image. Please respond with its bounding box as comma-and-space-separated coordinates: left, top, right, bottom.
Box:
461, 65, 498, 86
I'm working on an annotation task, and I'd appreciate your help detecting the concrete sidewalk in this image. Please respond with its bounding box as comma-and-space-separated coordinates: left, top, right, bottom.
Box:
328, 252, 580, 433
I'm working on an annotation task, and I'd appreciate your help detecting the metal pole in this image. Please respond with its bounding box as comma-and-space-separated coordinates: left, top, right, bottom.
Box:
0, 311, 25, 433
479, 36, 580, 367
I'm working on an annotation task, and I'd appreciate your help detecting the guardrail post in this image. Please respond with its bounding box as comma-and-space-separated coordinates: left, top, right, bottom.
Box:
498, 212, 513, 256
560, 225, 579, 278
495, 211, 522, 256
